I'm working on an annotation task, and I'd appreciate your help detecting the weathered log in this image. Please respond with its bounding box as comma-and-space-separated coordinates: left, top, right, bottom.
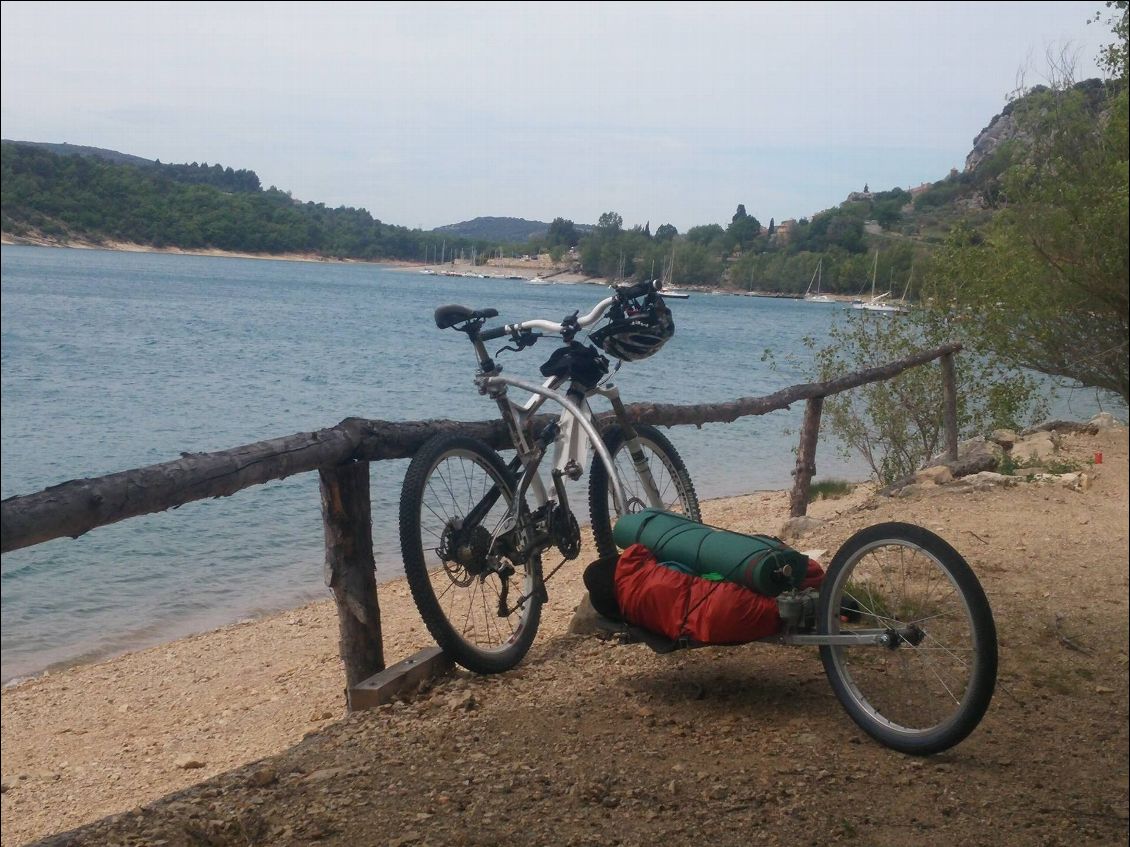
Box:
1022, 420, 1102, 436
789, 397, 824, 518
1, 342, 961, 554
320, 461, 384, 703
614, 342, 962, 428
0, 418, 520, 554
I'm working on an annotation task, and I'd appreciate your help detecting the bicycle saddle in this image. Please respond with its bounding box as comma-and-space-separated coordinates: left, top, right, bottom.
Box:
434, 304, 499, 329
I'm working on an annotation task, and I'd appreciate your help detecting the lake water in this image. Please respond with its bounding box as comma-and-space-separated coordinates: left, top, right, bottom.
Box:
0, 245, 1101, 683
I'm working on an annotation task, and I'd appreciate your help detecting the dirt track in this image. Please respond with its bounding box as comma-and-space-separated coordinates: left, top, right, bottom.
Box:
5, 427, 1128, 847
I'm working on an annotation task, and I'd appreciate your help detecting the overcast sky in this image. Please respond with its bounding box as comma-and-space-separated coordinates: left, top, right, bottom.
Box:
0, 1, 1111, 231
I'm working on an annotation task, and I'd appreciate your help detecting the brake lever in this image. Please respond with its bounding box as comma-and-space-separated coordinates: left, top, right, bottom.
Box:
560, 310, 581, 341
495, 329, 540, 357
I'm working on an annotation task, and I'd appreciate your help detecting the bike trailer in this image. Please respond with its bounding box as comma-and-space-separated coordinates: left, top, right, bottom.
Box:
611, 508, 812, 595
585, 510, 824, 651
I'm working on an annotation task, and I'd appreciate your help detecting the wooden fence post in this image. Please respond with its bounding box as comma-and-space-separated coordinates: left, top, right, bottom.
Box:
789, 397, 824, 518
319, 461, 384, 709
941, 352, 959, 462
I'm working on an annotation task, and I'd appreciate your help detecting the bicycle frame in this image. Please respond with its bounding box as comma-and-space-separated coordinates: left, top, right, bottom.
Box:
478, 372, 627, 516
447, 282, 681, 570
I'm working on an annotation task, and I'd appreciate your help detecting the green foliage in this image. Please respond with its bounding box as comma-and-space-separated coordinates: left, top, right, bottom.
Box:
546, 216, 579, 248
807, 310, 1048, 485
732, 241, 922, 297
924, 10, 1129, 401
654, 223, 678, 242
685, 223, 725, 246
726, 203, 761, 251
998, 452, 1085, 477
1098, 1, 1128, 80
667, 242, 723, 286
807, 479, 854, 502
912, 182, 960, 210
0, 142, 489, 262
435, 215, 578, 243
596, 211, 623, 233
789, 208, 868, 254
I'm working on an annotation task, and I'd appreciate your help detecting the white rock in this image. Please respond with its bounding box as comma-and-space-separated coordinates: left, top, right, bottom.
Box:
1062, 472, 1092, 491
962, 472, 1016, 487
915, 466, 954, 485
1090, 412, 1120, 429
567, 594, 620, 636
896, 484, 932, 498
1010, 432, 1057, 463
778, 515, 824, 541
991, 429, 1019, 448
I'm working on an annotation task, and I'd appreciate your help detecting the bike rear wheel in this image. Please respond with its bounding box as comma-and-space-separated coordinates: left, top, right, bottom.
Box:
399, 434, 542, 674
818, 522, 997, 755
588, 424, 700, 560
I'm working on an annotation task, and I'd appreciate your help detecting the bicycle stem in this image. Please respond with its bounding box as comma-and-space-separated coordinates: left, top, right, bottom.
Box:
481, 374, 628, 515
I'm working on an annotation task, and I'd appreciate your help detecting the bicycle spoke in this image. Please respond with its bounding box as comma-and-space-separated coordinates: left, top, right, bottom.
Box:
827, 538, 981, 737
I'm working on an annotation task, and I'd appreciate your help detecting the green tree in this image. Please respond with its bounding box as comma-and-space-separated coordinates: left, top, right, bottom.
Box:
685, 223, 724, 246
546, 216, 579, 247
654, 223, 678, 242
596, 211, 623, 233
927, 1, 1129, 401
805, 310, 1047, 484
726, 203, 761, 250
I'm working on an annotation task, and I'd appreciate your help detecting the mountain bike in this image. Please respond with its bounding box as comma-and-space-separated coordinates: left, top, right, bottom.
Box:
399, 280, 700, 674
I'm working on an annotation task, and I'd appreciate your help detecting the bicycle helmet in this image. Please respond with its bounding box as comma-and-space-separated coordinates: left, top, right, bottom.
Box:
589, 295, 674, 362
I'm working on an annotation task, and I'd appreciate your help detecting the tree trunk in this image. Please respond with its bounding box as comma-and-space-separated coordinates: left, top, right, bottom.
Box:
941, 352, 959, 462
320, 461, 383, 706
789, 397, 824, 517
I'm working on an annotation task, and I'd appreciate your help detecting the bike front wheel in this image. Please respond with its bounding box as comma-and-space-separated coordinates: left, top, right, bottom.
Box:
588, 423, 700, 560
817, 523, 997, 755
399, 434, 542, 674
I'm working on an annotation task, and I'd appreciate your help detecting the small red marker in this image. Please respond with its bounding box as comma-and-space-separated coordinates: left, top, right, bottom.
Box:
1094, 452, 1103, 464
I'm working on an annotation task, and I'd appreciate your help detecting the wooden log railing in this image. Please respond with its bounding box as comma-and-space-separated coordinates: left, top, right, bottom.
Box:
0, 341, 961, 703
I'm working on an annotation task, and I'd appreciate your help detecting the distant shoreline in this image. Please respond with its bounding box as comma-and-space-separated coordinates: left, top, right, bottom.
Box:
0, 232, 408, 267
1, 236, 837, 298
0, 234, 611, 286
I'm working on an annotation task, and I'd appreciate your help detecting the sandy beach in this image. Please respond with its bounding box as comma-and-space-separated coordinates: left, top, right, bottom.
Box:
0, 484, 860, 844
2, 424, 1128, 845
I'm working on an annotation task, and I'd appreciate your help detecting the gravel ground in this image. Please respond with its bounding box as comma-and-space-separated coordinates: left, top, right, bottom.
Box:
4, 428, 1127, 847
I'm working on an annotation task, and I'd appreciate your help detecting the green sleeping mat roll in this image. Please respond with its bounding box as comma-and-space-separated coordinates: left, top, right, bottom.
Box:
612, 508, 809, 596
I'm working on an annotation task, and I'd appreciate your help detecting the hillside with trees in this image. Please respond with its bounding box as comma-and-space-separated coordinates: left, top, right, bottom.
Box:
0, 142, 489, 261
433, 216, 593, 243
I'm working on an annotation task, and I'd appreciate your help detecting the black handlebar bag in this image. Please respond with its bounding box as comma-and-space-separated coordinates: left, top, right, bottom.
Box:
539, 342, 609, 390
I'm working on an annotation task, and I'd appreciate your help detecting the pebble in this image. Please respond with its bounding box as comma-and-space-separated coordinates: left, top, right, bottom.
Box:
248, 767, 277, 787
173, 755, 205, 770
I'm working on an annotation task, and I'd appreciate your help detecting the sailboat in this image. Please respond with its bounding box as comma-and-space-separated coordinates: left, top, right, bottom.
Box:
659, 242, 691, 298
851, 251, 904, 314
803, 258, 834, 303
886, 267, 914, 314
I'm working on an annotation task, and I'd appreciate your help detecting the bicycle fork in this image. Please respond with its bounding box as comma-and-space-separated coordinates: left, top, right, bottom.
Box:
597, 382, 664, 510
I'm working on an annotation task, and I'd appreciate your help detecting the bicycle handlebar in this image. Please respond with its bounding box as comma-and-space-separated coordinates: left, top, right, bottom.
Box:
494, 279, 662, 339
